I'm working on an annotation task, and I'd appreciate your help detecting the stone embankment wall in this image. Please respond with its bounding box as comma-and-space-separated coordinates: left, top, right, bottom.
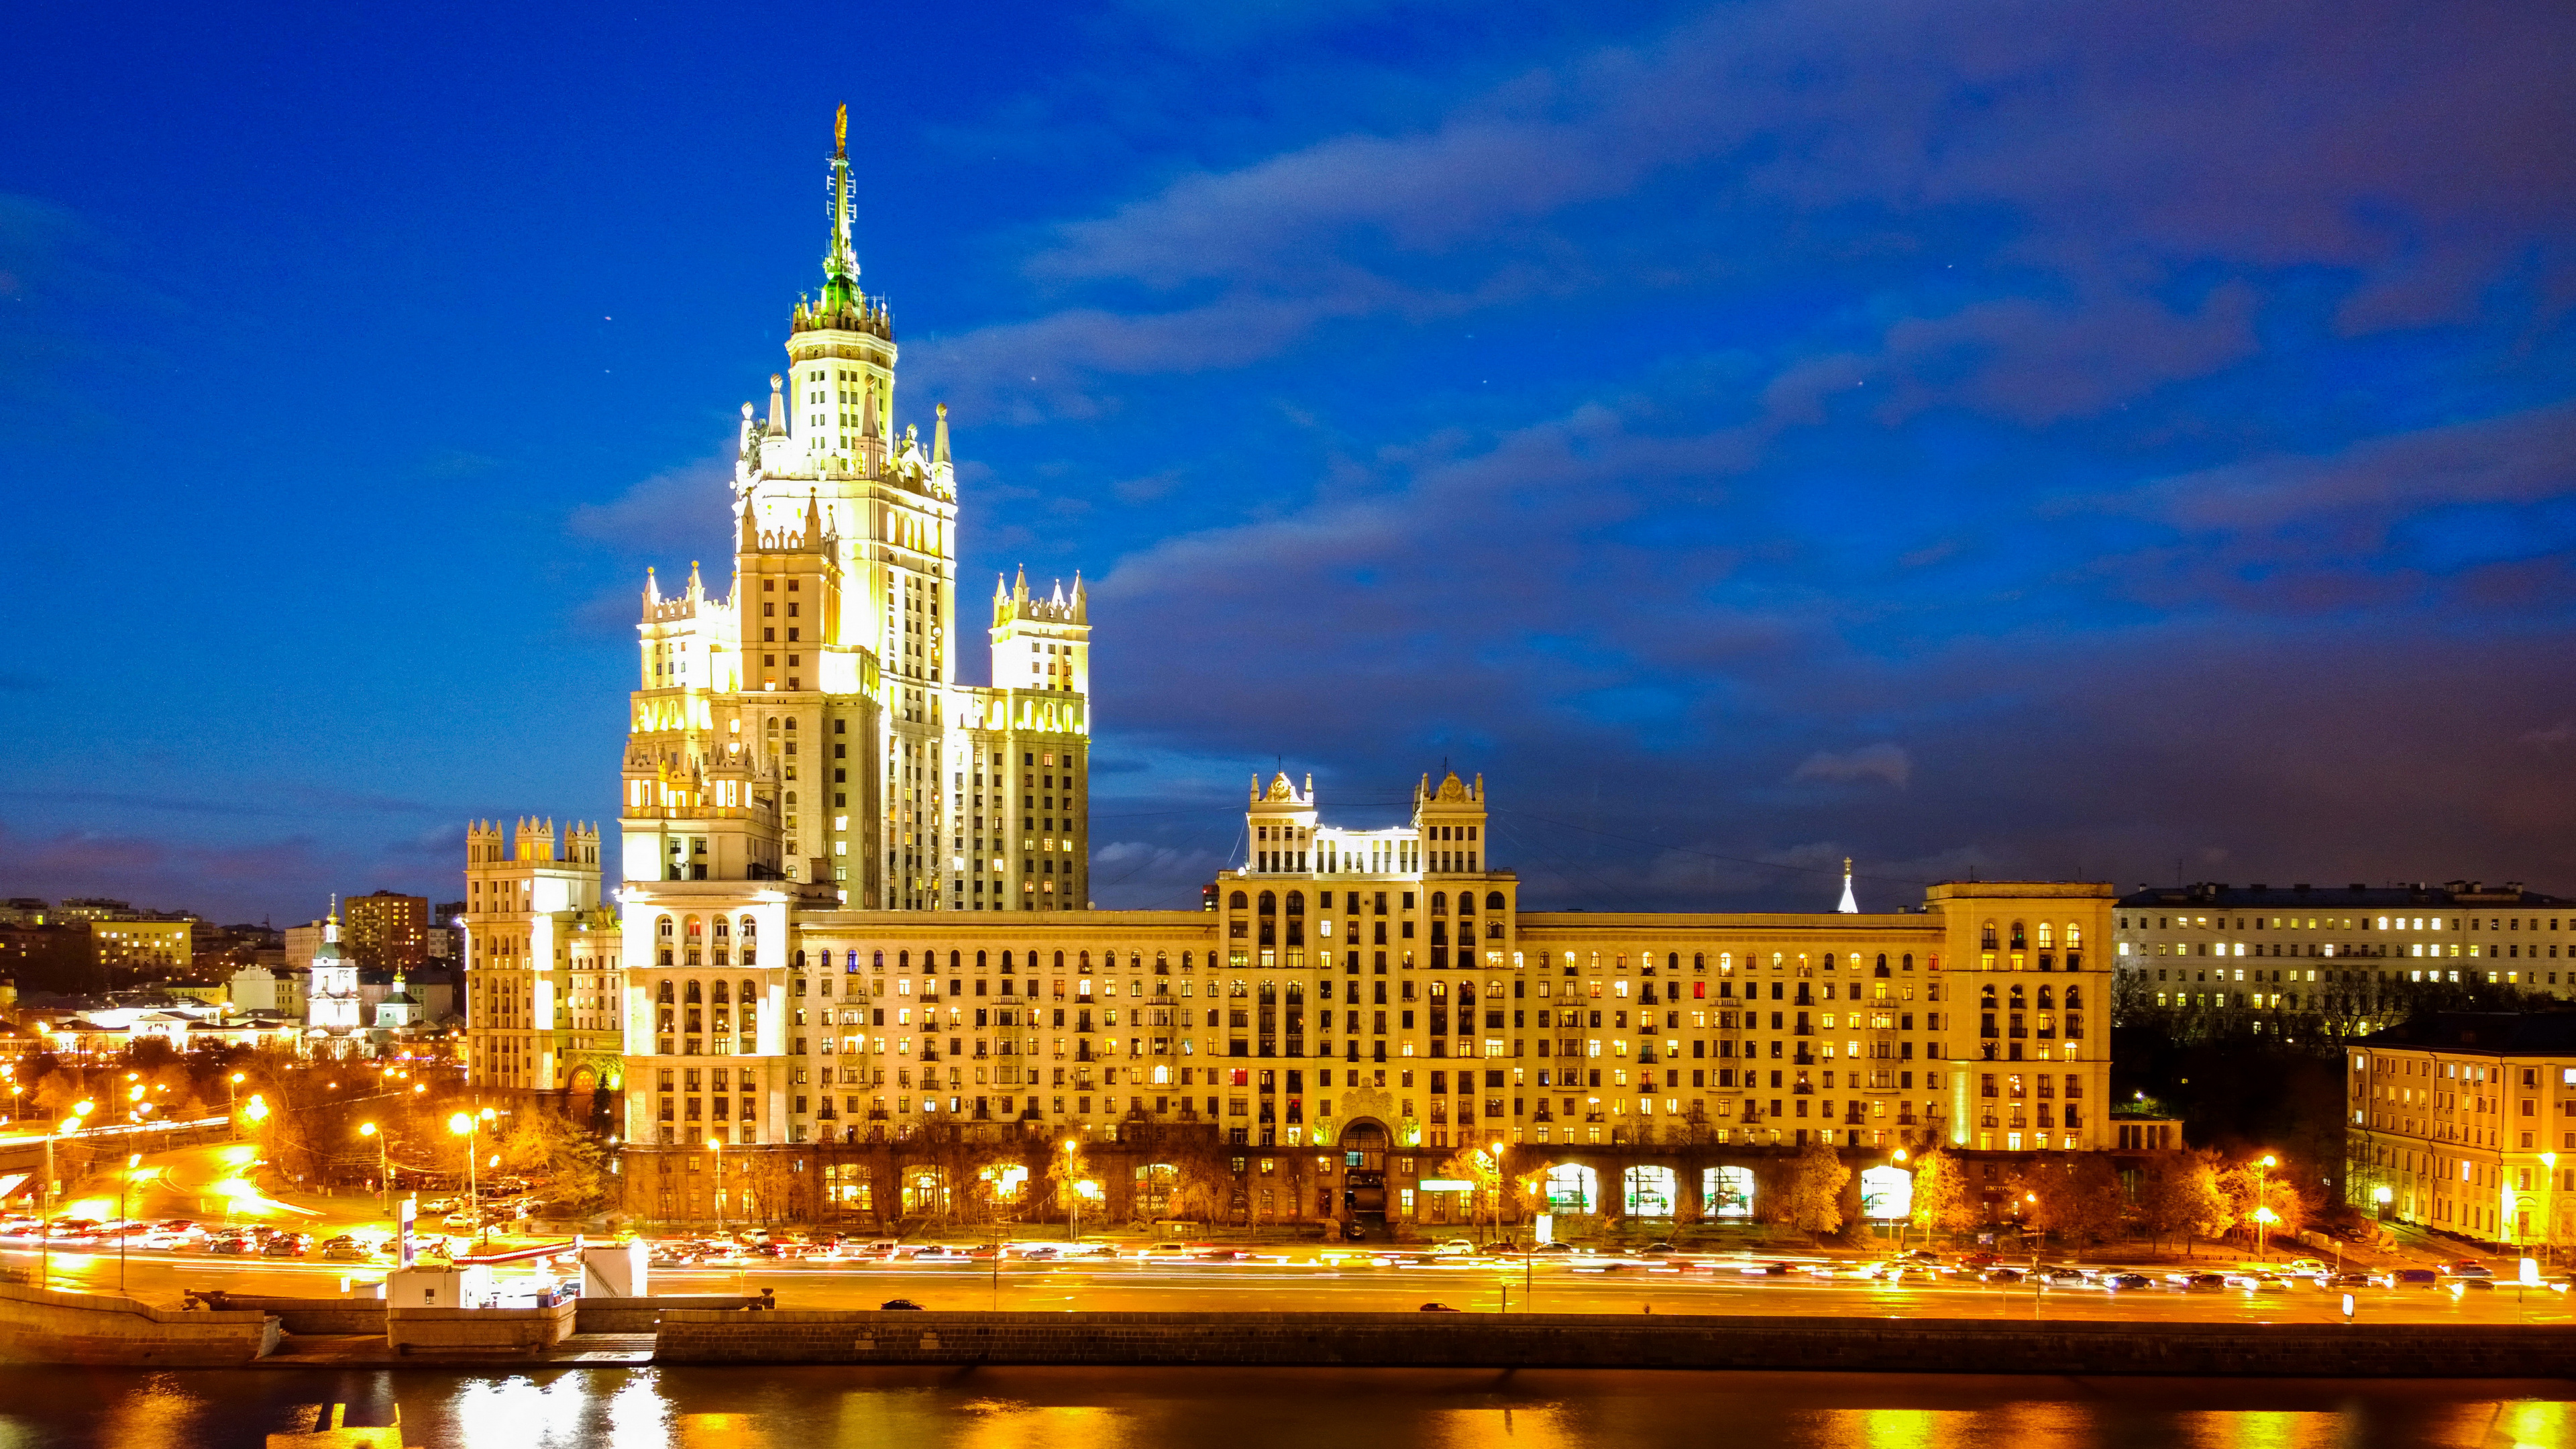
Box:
655, 1309, 2576, 1379
0, 1280, 276, 1366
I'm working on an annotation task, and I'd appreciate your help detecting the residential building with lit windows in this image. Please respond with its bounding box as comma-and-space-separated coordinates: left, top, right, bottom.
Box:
341, 890, 429, 971
2114, 881, 2576, 1025
2345, 1013, 2576, 1250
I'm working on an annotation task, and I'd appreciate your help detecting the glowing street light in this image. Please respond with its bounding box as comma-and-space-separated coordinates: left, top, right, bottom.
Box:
359, 1123, 388, 1210
447, 1110, 490, 1250
40, 1106, 90, 1287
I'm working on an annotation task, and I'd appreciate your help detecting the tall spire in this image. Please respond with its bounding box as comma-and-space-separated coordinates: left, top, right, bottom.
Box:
1837, 857, 1860, 914
822, 103, 859, 311
932, 402, 950, 465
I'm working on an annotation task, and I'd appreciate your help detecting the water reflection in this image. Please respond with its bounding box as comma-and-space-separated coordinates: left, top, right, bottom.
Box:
0, 1368, 2564, 1449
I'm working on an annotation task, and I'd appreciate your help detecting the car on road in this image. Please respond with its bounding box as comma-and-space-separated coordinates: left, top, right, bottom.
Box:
2442, 1261, 2495, 1281
1531, 1242, 1578, 1255
2279, 1258, 2330, 1279
1981, 1267, 2024, 1284
879, 1299, 924, 1311
419, 1198, 460, 1216
206, 1234, 254, 1256
2322, 1271, 2373, 1289
2173, 1272, 2228, 1292
2377, 1268, 2439, 1289
323, 1242, 372, 1263
2100, 1273, 2155, 1291
262, 1234, 311, 1258
1418, 1302, 1461, 1311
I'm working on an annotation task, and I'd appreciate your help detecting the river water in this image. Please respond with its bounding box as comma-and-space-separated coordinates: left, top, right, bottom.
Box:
0, 1366, 2565, 1448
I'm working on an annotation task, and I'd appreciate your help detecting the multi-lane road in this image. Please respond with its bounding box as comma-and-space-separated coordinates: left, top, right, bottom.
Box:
11, 1240, 2569, 1326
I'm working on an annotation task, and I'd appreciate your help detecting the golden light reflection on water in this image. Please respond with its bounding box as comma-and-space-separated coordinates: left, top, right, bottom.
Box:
87, 1370, 203, 1449
1419, 1404, 1582, 1449
951, 1401, 1133, 1449
1809, 1399, 2098, 1449
678, 1411, 760, 1448
2499, 1400, 2576, 1449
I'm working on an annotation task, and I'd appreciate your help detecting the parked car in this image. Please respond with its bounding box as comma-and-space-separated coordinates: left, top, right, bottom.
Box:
323, 1242, 372, 1263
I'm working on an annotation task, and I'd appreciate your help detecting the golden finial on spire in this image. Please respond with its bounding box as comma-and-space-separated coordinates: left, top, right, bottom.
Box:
835, 103, 848, 158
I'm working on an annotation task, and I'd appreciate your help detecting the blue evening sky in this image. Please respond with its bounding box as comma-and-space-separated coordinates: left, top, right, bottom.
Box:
3, 1, 2573, 922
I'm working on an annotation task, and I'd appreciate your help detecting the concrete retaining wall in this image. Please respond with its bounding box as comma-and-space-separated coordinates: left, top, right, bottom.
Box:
574, 1295, 769, 1335
654, 1309, 2576, 1379
388, 1301, 574, 1354
191, 1293, 388, 1337
0, 1281, 278, 1366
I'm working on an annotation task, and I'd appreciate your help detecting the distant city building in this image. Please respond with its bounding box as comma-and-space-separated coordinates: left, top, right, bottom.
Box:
0, 899, 48, 926
52, 898, 134, 924
225, 959, 307, 1018
2347, 1012, 2576, 1250
283, 920, 323, 974
343, 890, 429, 971
427, 902, 465, 963
87, 918, 193, 983
2114, 881, 2576, 1026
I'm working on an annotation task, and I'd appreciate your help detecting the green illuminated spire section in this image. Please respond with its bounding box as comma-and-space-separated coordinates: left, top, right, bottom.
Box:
792, 104, 892, 340
822, 103, 859, 311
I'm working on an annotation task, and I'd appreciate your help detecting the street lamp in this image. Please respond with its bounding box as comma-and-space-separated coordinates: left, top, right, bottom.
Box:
709, 1137, 724, 1239
118, 1153, 140, 1295
227, 1073, 244, 1137
2543, 1152, 2560, 1265
2255, 1154, 2277, 1260
359, 1123, 387, 1210
1063, 1140, 1081, 1242
447, 1110, 492, 1252
40, 1105, 90, 1287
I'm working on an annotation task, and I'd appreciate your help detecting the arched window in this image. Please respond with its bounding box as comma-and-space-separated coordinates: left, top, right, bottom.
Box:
951, 951, 962, 970
1155, 953, 1169, 974
1079, 951, 1091, 969
2037, 985, 2055, 1010
2066, 923, 2084, 949
977, 951, 988, 969
1980, 921, 1998, 950
712, 981, 729, 1005
1902, 953, 1914, 971
2009, 921, 2028, 951
1457, 892, 1474, 916
1285, 892, 1304, 916
1001, 951, 1015, 972
712, 918, 730, 939
1823, 953, 1837, 970
1487, 892, 1507, 911
1693, 953, 1705, 970
739, 917, 756, 939
1429, 892, 1446, 915
1230, 891, 1248, 910
685, 980, 703, 1004
2065, 985, 2084, 1009
656, 980, 674, 1004
741, 979, 755, 1005
873, 950, 884, 968
1874, 953, 1890, 977
1257, 892, 1277, 915
1054, 951, 1065, 969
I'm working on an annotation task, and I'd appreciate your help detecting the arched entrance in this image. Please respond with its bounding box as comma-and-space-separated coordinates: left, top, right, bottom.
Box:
1342, 1119, 1390, 1239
